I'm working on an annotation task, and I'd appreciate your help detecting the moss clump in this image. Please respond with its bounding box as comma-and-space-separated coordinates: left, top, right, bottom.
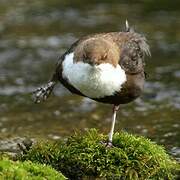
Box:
20, 129, 179, 179
0, 158, 66, 179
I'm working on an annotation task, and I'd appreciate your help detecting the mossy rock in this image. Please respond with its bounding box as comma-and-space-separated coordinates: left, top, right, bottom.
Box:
19, 129, 179, 179
0, 158, 66, 180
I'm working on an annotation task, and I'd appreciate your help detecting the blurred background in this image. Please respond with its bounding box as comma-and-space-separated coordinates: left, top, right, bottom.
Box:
0, 0, 179, 160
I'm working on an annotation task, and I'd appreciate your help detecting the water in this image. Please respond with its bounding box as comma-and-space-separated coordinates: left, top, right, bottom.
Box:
0, 1, 180, 160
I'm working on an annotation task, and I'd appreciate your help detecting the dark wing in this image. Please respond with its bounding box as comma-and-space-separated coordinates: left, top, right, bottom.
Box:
119, 32, 150, 74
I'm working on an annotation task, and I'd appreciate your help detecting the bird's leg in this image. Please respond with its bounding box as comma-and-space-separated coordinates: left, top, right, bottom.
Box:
107, 105, 119, 147
33, 60, 61, 103
32, 69, 60, 104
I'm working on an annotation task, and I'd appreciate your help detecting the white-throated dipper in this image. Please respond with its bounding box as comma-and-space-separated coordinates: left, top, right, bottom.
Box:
33, 21, 150, 146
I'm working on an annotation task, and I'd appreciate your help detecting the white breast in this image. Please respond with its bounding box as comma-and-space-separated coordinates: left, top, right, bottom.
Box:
62, 53, 126, 98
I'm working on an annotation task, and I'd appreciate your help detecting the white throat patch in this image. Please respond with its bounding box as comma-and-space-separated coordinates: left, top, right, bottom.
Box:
62, 53, 126, 98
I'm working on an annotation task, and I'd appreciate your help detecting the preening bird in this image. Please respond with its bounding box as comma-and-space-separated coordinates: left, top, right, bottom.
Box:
33, 21, 150, 146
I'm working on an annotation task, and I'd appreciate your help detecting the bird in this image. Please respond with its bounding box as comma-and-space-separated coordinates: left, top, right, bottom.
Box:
33, 21, 150, 146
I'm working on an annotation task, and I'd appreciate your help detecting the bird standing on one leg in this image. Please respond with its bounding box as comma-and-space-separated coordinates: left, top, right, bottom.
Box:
33, 21, 150, 145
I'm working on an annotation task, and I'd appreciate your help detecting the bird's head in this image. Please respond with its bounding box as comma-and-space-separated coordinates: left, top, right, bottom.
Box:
74, 38, 120, 67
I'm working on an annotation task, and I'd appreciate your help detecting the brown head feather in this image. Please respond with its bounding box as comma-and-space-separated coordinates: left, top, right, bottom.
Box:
74, 37, 120, 67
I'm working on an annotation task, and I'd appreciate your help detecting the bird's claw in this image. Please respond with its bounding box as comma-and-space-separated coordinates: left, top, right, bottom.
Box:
33, 81, 55, 103
106, 141, 113, 148
100, 141, 113, 148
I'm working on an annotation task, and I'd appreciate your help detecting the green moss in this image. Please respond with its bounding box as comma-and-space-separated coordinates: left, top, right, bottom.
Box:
20, 129, 179, 179
0, 158, 66, 180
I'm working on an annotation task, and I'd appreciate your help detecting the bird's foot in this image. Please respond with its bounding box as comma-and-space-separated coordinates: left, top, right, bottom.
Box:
106, 141, 113, 148
100, 141, 113, 148
33, 81, 55, 103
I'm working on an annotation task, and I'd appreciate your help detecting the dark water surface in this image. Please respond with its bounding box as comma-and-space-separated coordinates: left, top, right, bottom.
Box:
0, 1, 180, 160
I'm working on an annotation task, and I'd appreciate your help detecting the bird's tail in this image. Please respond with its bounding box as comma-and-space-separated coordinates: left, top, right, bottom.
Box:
125, 20, 134, 32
